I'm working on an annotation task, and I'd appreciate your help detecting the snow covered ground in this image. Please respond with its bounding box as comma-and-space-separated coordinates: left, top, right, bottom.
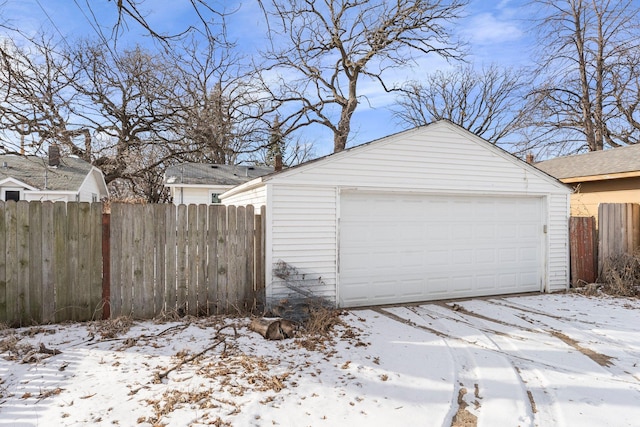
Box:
2, 292, 640, 426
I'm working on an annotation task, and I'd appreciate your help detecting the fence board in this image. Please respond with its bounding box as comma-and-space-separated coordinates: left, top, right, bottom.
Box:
0, 203, 6, 324
216, 206, 228, 314
176, 205, 188, 315
246, 205, 255, 310
164, 205, 177, 314
5, 202, 17, 325
121, 205, 134, 316
254, 206, 266, 309
206, 206, 219, 314
186, 205, 198, 316
196, 204, 207, 315
236, 206, 247, 309
569, 217, 597, 286
130, 204, 144, 318
101, 212, 110, 320
53, 202, 70, 322
28, 202, 42, 324
41, 203, 55, 323
89, 203, 103, 320
226, 206, 238, 312
77, 203, 92, 321
153, 204, 166, 314
141, 204, 155, 318
68, 203, 82, 321
16, 201, 29, 325
109, 204, 122, 317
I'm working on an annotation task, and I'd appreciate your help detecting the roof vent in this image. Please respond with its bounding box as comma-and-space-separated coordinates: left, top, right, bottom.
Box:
210, 165, 218, 169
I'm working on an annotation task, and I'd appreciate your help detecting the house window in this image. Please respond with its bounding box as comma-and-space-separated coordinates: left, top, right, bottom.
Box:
210, 192, 221, 204
5, 190, 20, 201
92, 193, 98, 202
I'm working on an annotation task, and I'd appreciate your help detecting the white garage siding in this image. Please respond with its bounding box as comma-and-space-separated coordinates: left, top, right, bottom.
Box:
264, 125, 562, 195
266, 184, 338, 303
547, 193, 571, 292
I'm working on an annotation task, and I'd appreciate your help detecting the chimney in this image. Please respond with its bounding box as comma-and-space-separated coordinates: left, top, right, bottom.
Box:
526, 152, 534, 164
274, 153, 283, 172
49, 145, 60, 167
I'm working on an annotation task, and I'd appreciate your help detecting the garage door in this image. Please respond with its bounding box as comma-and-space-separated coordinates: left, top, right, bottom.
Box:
338, 192, 544, 307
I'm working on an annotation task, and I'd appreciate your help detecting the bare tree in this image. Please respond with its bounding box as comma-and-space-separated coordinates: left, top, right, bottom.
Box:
526, 0, 640, 153
394, 65, 526, 145
0, 34, 92, 156
102, 0, 228, 44
258, 0, 466, 153
67, 42, 185, 190
170, 39, 269, 165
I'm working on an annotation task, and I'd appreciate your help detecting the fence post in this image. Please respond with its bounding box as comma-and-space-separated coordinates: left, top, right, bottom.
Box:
569, 216, 597, 286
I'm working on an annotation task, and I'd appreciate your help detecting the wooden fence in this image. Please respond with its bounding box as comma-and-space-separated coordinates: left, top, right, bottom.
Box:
0, 201, 265, 326
0, 201, 103, 326
570, 203, 640, 285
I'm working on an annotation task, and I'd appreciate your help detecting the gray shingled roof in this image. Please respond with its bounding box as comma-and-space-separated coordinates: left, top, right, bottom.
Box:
164, 163, 274, 186
535, 144, 640, 179
0, 155, 93, 191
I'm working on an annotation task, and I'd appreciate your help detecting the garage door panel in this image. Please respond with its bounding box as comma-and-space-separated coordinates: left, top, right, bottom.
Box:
339, 192, 544, 307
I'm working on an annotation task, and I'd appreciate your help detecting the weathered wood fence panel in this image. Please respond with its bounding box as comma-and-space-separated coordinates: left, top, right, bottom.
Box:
569, 216, 597, 286
598, 203, 640, 274
108, 203, 263, 319
0, 201, 265, 326
0, 201, 102, 326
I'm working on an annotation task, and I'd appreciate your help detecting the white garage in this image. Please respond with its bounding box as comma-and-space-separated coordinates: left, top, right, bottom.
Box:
221, 121, 571, 308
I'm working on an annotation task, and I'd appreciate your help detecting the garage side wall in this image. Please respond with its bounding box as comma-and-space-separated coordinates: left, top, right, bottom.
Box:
268, 184, 338, 304
547, 193, 571, 291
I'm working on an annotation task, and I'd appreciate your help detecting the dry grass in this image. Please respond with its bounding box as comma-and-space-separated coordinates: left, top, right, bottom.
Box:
90, 316, 134, 340
294, 304, 346, 351
303, 305, 343, 336
599, 253, 640, 297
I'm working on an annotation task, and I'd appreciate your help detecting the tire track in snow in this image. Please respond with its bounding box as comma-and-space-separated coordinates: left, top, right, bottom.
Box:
377, 306, 535, 427
436, 299, 640, 427
473, 298, 640, 379
413, 304, 565, 427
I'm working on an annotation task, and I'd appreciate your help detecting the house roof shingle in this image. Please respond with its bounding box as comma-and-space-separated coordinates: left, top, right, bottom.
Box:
164, 163, 274, 186
535, 144, 640, 179
0, 155, 93, 191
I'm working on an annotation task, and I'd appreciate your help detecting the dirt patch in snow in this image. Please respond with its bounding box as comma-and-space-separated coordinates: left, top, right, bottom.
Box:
451, 386, 478, 427
550, 330, 613, 367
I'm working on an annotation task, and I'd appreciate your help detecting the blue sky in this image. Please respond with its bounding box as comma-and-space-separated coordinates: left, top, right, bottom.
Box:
2, 0, 535, 158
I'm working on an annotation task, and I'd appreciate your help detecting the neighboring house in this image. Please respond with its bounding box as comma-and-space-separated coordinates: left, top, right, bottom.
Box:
0, 149, 108, 203
221, 120, 571, 308
535, 144, 640, 220
163, 163, 274, 205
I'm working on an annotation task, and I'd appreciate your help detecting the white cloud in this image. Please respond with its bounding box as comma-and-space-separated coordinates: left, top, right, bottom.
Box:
462, 12, 524, 45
